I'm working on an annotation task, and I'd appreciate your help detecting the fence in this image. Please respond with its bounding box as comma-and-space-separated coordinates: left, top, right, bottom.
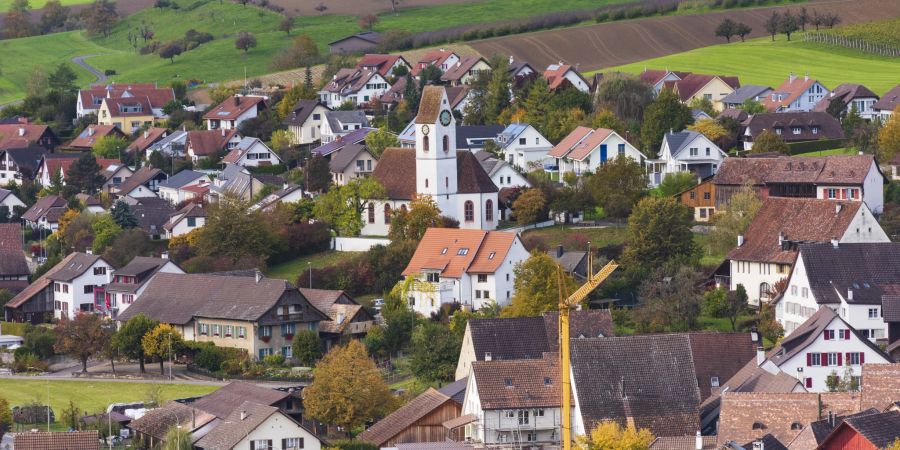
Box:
332, 236, 391, 252
499, 219, 557, 234
804, 33, 900, 58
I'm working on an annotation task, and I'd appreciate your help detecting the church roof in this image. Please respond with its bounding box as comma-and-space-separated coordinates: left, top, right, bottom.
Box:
416, 86, 445, 124
373, 148, 497, 200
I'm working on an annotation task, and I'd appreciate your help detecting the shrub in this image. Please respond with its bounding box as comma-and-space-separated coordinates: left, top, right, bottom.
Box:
104, 69, 116, 76
13, 351, 48, 373
264, 354, 286, 367
562, 232, 589, 251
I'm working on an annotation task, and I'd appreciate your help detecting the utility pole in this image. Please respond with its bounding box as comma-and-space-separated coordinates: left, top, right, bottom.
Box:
168, 333, 173, 381
308, 261, 312, 288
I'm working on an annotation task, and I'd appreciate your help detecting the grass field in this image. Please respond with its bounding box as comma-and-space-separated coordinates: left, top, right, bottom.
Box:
265, 251, 360, 283
521, 225, 627, 250
0, 0, 89, 11
795, 148, 857, 157
0, 379, 217, 418
600, 36, 900, 95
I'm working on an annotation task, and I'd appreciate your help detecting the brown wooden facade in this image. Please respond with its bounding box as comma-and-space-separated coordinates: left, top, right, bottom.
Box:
678, 178, 717, 222
382, 400, 461, 447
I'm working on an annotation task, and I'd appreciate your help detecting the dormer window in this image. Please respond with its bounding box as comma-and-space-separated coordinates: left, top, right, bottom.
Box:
774, 127, 783, 135
457, 248, 469, 256
792, 127, 801, 135
811, 126, 819, 134
440, 247, 448, 255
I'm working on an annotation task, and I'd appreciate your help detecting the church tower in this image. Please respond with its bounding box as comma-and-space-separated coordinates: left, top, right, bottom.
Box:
415, 86, 458, 207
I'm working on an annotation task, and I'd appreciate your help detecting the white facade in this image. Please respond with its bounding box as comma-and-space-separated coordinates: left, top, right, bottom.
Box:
319, 73, 391, 109
122, 184, 158, 199
158, 177, 211, 206
228, 412, 321, 450
205, 106, 258, 131
0, 152, 29, 185
815, 162, 884, 215
771, 80, 829, 112
164, 214, 205, 239
51, 258, 113, 319
320, 117, 367, 144
229, 138, 282, 168
0, 191, 25, 217
331, 149, 377, 186
288, 104, 329, 145
647, 132, 726, 187
498, 124, 552, 171
558, 132, 645, 177
490, 162, 530, 189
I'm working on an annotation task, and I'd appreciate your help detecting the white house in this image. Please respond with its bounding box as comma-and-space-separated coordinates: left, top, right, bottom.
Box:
203, 95, 266, 131
48, 252, 113, 319
113, 167, 167, 199
646, 130, 726, 187
194, 401, 322, 450
0, 189, 25, 219
544, 63, 589, 93
411, 49, 459, 76
475, 152, 531, 189
103, 256, 184, 319
872, 84, 899, 121
157, 170, 211, 206
639, 69, 690, 94
496, 123, 552, 171
755, 307, 892, 392
548, 126, 645, 177
252, 185, 307, 212
284, 99, 330, 145
727, 198, 889, 305
763, 74, 829, 112
401, 228, 529, 316
328, 143, 378, 186
440, 56, 492, 86
320, 111, 370, 144
774, 242, 900, 341
362, 86, 500, 236
813, 84, 880, 120
222, 137, 282, 168
163, 203, 206, 239
318, 68, 391, 109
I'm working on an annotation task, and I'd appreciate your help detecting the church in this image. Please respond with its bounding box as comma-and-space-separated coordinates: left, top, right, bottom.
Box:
362, 86, 500, 236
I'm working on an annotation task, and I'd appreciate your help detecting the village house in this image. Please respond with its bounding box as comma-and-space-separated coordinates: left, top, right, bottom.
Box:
743, 112, 844, 151
76, 83, 174, 118
402, 228, 529, 316
813, 83, 881, 120
0, 120, 60, 151
328, 143, 378, 186
712, 155, 886, 215
75, 193, 105, 214
320, 110, 371, 144
412, 49, 460, 76
66, 124, 127, 152
446, 86, 474, 119
364, 87, 500, 236
206, 163, 276, 202
357, 54, 411, 79
664, 73, 741, 111
97, 96, 156, 135
203, 95, 266, 131
186, 128, 242, 162
145, 129, 188, 158
764, 74, 830, 112
21, 194, 67, 231
676, 176, 716, 222
157, 170, 211, 205
727, 198, 888, 304
549, 126, 645, 178
116, 272, 329, 359
721, 85, 773, 109
0, 188, 25, 218
440, 56, 492, 86
639, 69, 691, 94
547, 245, 589, 280
544, 63, 590, 93
379, 76, 412, 111
313, 127, 373, 160
299, 288, 375, 350
817, 409, 900, 450
284, 99, 330, 145
36, 153, 118, 187
646, 130, 726, 187
112, 167, 167, 199
252, 185, 307, 212
0, 146, 49, 185
319, 67, 392, 109
872, 84, 899, 121
328, 31, 382, 54
0, 223, 28, 295
128, 196, 176, 240
126, 127, 168, 156
163, 202, 207, 238
4, 250, 74, 323
507, 56, 535, 79
475, 151, 531, 189
45, 252, 113, 319
358, 387, 463, 448
222, 137, 283, 168
102, 256, 184, 319
101, 162, 134, 194
496, 123, 552, 171
774, 242, 900, 340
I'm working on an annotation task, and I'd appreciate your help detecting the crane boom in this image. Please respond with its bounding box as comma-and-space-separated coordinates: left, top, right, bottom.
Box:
560, 258, 618, 450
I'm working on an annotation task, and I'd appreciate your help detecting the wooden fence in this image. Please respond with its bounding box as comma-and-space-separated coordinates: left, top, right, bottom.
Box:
804, 32, 900, 57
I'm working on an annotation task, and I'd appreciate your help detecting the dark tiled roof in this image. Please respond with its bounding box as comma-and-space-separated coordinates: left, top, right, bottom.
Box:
650, 435, 717, 450
132, 202, 175, 235
721, 85, 772, 105
157, 170, 206, 190
807, 408, 881, 445
328, 31, 381, 45
571, 335, 701, 437
717, 393, 821, 448
873, 84, 900, 112
672, 74, 740, 102
115, 167, 165, 196
324, 110, 370, 134
2, 146, 49, 175
358, 388, 454, 445
192, 381, 289, 419
187, 129, 240, 156
297, 288, 348, 313
839, 410, 900, 448
472, 355, 560, 409
5, 252, 83, 309
126, 127, 167, 153
328, 143, 372, 172
416, 86, 444, 124
312, 127, 373, 157
128, 401, 216, 442
438, 376, 468, 405
687, 332, 757, 401
812, 83, 879, 113
21, 195, 66, 222
48, 252, 104, 282
194, 401, 301, 450
719, 108, 749, 122
372, 148, 497, 200
0, 250, 29, 277
726, 198, 861, 264
456, 125, 504, 150
202, 96, 265, 121
746, 112, 843, 142
111, 256, 169, 277
284, 99, 329, 127
0, 223, 21, 253
441, 56, 488, 82
798, 243, 900, 305
11, 431, 100, 450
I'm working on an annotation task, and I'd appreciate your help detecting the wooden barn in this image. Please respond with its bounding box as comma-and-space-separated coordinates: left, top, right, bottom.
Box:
357, 388, 462, 447
677, 176, 716, 222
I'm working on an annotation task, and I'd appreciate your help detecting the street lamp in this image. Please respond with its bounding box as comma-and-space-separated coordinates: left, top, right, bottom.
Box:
308, 262, 312, 289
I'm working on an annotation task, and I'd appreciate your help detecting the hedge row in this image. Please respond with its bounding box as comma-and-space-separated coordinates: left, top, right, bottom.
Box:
787, 138, 847, 154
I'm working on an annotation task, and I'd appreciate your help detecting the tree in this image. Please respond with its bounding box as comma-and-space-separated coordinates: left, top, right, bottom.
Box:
312, 178, 386, 236
159, 41, 183, 63
195, 196, 278, 262
61, 400, 82, 430
878, 106, 900, 164
797, 7, 810, 31
0, 397, 11, 436
25, 66, 48, 98
764, 11, 781, 41
305, 153, 331, 192
503, 252, 579, 317
142, 323, 183, 374
757, 301, 783, 344
586, 155, 647, 219
235, 32, 257, 52
4, 0, 34, 38
303, 340, 393, 430
657, 171, 697, 197
314, 2, 327, 13
388, 194, 443, 242
48, 63, 78, 94
593, 73, 654, 125
735, 22, 752, 42
409, 321, 461, 382
640, 88, 693, 157
741, 98, 766, 114
364, 126, 399, 157
688, 119, 729, 144
590, 109, 626, 135
388, 0, 400, 14
279, 16, 294, 35
715, 18, 736, 43
359, 13, 378, 31
822, 12, 841, 28
110, 200, 139, 229
576, 420, 654, 450
101, 324, 120, 375
91, 214, 123, 253
402, 72, 420, 114
708, 183, 761, 255
779, 10, 800, 41
622, 197, 696, 270
138, 23, 154, 42
484, 57, 512, 124
92, 135, 128, 159
380, 292, 418, 356
750, 129, 789, 154
65, 153, 105, 194
162, 425, 193, 450
634, 265, 704, 332
81, 0, 118, 37
54, 313, 106, 372
117, 314, 158, 373
512, 188, 546, 226
842, 105, 864, 136
40, 0, 69, 34
292, 330, 322, 366
103, 229, 152, 267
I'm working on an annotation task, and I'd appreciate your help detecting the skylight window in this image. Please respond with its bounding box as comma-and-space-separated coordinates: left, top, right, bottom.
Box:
488, 252, 496, 260
440, 247, 448, 255
216, 111, 230, 116
457, 248, 469, 256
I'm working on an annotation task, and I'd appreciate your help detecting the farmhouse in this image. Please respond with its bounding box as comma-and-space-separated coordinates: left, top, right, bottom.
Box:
203, 95, 266, 131
358, 388, 462, 448
743, 112, 844, 151
299, 288, 375, 350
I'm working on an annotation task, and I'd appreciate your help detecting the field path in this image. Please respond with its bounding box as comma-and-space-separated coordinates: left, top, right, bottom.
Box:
72, 54, 108, 84
470, 0, 900, 72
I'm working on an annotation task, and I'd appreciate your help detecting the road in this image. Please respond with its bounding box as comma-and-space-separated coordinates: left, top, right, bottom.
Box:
72, 54, 108, 84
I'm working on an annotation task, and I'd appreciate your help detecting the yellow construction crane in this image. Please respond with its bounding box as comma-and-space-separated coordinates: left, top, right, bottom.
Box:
559, 253, 618, 450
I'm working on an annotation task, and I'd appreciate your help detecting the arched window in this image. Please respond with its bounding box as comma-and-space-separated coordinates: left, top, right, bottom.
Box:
485, 199, 494, 222
423, 136, 429, 152
760, 282, 772, 300
443, 135, 450, 153
384, 204, 392, 224
400, 204, 408, 213
367, 203, 375, 223
464, 201, 474, 222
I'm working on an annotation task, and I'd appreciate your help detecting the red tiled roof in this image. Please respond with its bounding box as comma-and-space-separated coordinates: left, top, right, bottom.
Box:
671, 74, 740, 102
102, 96, 154, 117
0, 124, 52, 150
80, 84, 175, 110
764, 76, 820, 111
68, 124, 124, 149
11, 431, 100, 450
412, 49, 456, 75
544, 64, 585, 90
357, 54, 407, 78
548, 126, 592, 158
202, 96, 265, 121
566, 128, 614, 161
187, 129, 239, 156
441, 56, 487, 82
126, 127, 167, 153
472, 354, 561, 409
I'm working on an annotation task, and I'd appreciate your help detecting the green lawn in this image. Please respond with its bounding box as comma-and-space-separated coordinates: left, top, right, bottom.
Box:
265, 251, 360, 283
599, 36, 900, 95
694, 233, 725, 268
522, 225, 627, 250
0, 0, 90, 11
0, 379, 217, 418
795, 147, 857, 157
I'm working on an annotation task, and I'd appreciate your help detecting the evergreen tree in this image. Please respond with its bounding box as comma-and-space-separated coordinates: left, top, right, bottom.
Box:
640, 88, 693, 158
484, 57, 512, 124
110, 200, 139, 229
65, 153, 104, 194
48, 63, 78, 94
304, 65, 313, 91
403, 73, 420, 114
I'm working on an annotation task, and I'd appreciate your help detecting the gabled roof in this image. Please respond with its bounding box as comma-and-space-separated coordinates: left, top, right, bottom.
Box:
68, 124, 125, 149
48, 252, 104, 282
0, 223, 22, 253
328, 143, 372, 172
132, 201, 175, 235
358, 388, 455, 445
412, 49, 457, 75
10, 431, 100, 450
5, 252, 84, 309
671, 73, 740, 102
106, 256, 175, 293
202, 95, 265, 121
21, 195, 66, 223
380, 76, 410, 105
191, 381, 290, 419
497, 123, 531, 150
102, 96, 153, 117
157, 169, 206, 190
128, 401, 216, 442
726, 198, 861, 264
328, 31, 382, 46
441, 56, 489, 82
872, 84, 900, 112
312, 127, 374, 157
322, 68, 382, 95
764, 76, 824, 111
687, 332, 757, 401
1, 146, 49, 174
357, 54, 408, 78
812, 83, 879, 113
284, 99, 329, 127
42, 154, 119, 183
115, 167, 165, 195
0, 123, 53, 150
566, 128, 614, 161
127, 127, 167, 153
650, 436, 717, 450
456, 124, 504, 150
543, 63, 586, 90
713, 155, 877, 186
662, 131, 723, 159
79, 84, 175, 110
163, 202, 206, 231
746, 112, 843, 142
571, 335, 702, 437
473, 354, 561, 409
836, 410, 900, 448
445, 85, 470, 110
639, 69, 690, 86
548, 126, 593, 158
187, 129, 240, 156
402, 228, 515, 278
798, 242, 900, 305
372, 148, 497, 200
325, 110, 370, 133
222, 137, 280, 165
721, 85, 773, 105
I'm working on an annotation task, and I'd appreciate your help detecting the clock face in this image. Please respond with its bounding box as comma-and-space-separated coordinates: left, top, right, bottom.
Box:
421, 124, 430, 136
440, 110, 452, 126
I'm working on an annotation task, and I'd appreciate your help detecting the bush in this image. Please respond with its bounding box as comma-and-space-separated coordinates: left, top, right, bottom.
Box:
13, 351, 48, 373
139, 42, 162, 55
264, 354, 286, 367
786, 139, 847, 154
104, 69, 116, 76
194, 344, 227, 372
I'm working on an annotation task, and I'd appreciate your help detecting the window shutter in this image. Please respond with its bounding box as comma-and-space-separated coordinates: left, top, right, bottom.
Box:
267, 440, 273, 449
282, 439, 288, 449
845, 352, 850, 363
822, 352, 828, 366
250, 442, 256, 450
824, 331, 830, 340
845, 329, 851, 340
837, 353, 843, 367
805, 377, 812, 388
860, 353, 865, 364
807, 353, 812, 366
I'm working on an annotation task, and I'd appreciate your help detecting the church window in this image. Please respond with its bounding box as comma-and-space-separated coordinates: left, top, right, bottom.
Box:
384, 204, 392, 224
445, 177, 449, 188
367, 203, 375, 223
425, 178, 429, 188
485, 199, 493, 222
443, 135, 450, 153
423, 137, 429, 152
464, 201, 474, 222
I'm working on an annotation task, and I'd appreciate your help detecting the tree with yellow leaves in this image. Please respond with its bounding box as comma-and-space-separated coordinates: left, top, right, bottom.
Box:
141, 323, 184, 375
576, 420, 655, 450
688, 119, 729, 144
877, 106, 900, 164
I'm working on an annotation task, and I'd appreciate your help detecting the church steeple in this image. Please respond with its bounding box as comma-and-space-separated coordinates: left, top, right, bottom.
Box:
415, 86, 457, 198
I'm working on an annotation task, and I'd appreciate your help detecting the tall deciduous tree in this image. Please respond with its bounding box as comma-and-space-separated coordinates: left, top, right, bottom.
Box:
54, 313, 106, 372
388, 194, 443, 242
779, 10, 800, 41
503, 252, 579, 317
622, 196, 697, 270
735, 22, 752, 42
512, 188, 546, 226
576, 420, 654, 450
657, 171, 697, 197
82, 0, 118, 37
117, 313, 159, 373
92, 135, 128, 159
586, 155, 647, 219
141, 323, 183, 374
196, 195, 278, 262
715, 18, 736, 43
592, 73, 653, 125
484, 57, 512, 124
364, 126, 399, 157
304, 340, 393, 430
750, 129, 789, 154
878, 106, 900, 163
640, 88, 693, 158
279, 16, 294, 35
708, 183, 762, 256
4, 0, 34, 38
409, 321, 461, 382
159, 41, 184, 64
764, 11, 781, 41
235, 32, 257, 52
40, 0, 69, 33
312, 177, 386, 236
0, 397, 11, 436
634, 265, 704, 332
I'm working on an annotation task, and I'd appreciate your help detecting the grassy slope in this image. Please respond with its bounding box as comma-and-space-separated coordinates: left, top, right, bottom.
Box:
0, 0, 89, 11
599, 36, 900, 95
0, 379, 217, 415
265, 251, 360, 283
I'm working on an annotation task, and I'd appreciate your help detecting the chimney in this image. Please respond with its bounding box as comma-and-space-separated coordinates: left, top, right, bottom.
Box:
17, 117, 28, 124
695, 431, 703, 450
85, 249, 93, 255
804, 73, 809, 81
831, 238, 839, 249
283, 182, 289, 191
18, 127, 25, 137
235, 96, 240, 105
556, 245, 564, 258
757, 346, 766, 366
737, 235, 744, 247
240, 410, 247, 421
161, 251, 169, 260
848, 289, 853, 301
484, 352, 492, 361
509, 55, 514, 65
789, 72, 796, 82
255, 269, 263, 283
828, 411, 835, 427
144, 130, 149, 139
778, 232, 784, 247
